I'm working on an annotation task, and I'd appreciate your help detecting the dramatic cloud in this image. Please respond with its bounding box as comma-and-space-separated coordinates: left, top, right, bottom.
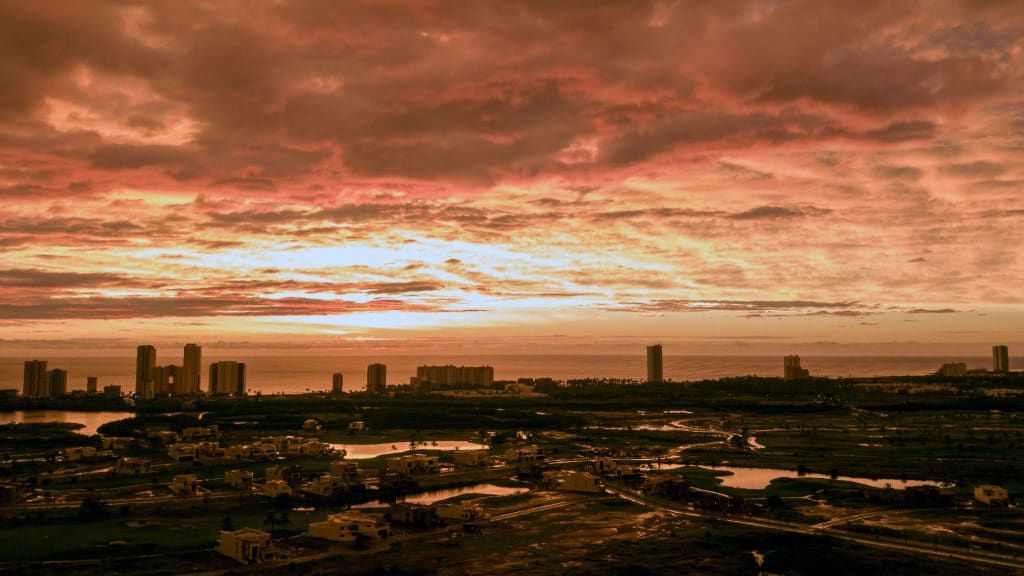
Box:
0, 0, 1022, 347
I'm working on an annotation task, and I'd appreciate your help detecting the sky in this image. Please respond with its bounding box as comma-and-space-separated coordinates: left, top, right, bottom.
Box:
1, 0, 1023, 356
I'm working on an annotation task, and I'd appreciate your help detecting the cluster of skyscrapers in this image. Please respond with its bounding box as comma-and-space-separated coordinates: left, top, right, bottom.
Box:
136, 344, 245, 398
21, 360, 66, 398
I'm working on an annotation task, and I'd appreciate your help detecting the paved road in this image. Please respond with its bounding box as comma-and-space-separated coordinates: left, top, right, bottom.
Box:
604, 485, 1024, 572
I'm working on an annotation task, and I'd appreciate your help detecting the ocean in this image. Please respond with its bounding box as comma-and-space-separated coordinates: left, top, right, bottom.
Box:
0, 355, 1012, 395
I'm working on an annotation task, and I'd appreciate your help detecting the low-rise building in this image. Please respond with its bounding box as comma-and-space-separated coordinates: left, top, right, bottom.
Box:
308, 512, 390, 542
643, 474, 690, 499
101, 436, 135, 451
544, 470, 602, 493
347, 421, 366, 432
302, 419, 322, 431
217, 528, 277, 564
182, 425, 219, 441
974, 484, 1009, 506
386, 502, 441, 528
64, 446, 99, 462
436, 501, 483, 522
263, 479, 293, 497
385, 454, 440, 477
225, 470, 254, 490
504, 445, 545, 465
170, 474, 200, 497
452, 449, 490, 467
169, 443, 198, 461
115, 457, 152, 475
266, 464, 303, 486
287, 439, 331, 456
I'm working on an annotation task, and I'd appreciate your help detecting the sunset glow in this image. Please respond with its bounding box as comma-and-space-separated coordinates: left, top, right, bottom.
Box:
2, 1, 1023, 353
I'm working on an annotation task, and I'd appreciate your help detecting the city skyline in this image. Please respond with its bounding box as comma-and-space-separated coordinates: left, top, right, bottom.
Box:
1, 1, 1023, 353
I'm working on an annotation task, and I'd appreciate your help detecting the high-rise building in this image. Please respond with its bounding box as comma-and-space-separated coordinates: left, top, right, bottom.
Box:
136, 345, 157, 399
332, 373, 344, 394
86, 376, 98, 395
182, 343, 202, 394
23, 360, 47, 398
152, 365, 182, 396
783, 355, 810, 380
366, 364, 387, 394
209, 361, 246, 396
646, 345, 663, 383
412, 365, 494, 391
937, 362, 967, 377
47, 369, 67, 398
993, 345, 1009, 373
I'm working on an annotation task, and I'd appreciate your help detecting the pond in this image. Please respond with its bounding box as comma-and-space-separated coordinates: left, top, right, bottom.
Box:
0, 410, 133, 436
702, 465, 947, 490
352, 483, 529, 508
328, 440, 488, 460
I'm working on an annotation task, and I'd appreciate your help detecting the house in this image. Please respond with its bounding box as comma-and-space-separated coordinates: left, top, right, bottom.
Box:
195, 441, 225, 459
302, 419, 322, 431
169, 443, 198, 461
452, 449, 490, 467
543, 470, 602, 493
308, 512, 390, 542
564, 471, 601, 493
974, 485, 1009, 507
115, 457, 152, 475
182, 425, 219, 441
643, 474, 690, 499
225, 470, 254, 490
64, 446, 98, 462
504, 445, 546, 465
217, 528, 277, 564
329, 461, 361, 481
385, 454, 440, 477
266, 465, 303, 485
170, 474, 200, 497
284, 439, 331, 456
100, 437, 135, 451
347, 421, 366, 432
436, 502, 483, 522
263, 480, 293, 497
302, 474, 349, 497
386, 503, 441, 528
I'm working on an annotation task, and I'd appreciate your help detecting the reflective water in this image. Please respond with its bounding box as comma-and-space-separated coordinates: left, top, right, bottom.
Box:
703, 466, 946, 490
329, 440, 488, 459
353, 483, 528, 508
0, 410, 133, 436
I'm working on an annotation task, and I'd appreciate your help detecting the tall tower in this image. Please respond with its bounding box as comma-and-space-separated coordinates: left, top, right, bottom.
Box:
23, 360, 47, 398
209, 361, 246, 396
86, 376, 98, 395
993, 345, 1009, 373
332, 373, 344, 394
182, 343, 202, 394
366, 363, 387, 394
136, 345, 157, 399
646, 345, 664, 383
47, 369, 67, 398
783, 355, 810, 380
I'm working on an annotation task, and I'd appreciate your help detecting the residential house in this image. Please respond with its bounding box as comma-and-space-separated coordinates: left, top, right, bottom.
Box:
217, 528, 277, 564
308, 512, 390, 542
